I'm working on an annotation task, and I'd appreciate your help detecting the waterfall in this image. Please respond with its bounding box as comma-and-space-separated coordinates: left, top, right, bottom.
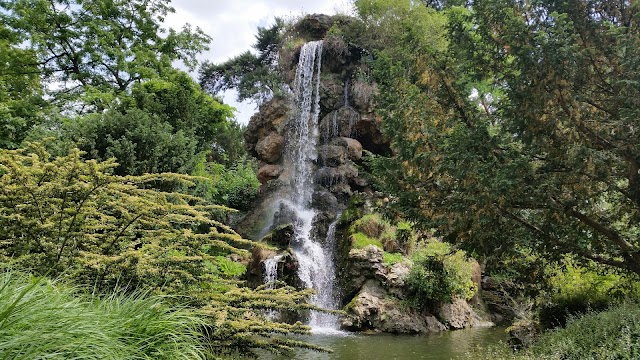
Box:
263, 254, 283, 289
279, 40, 341, 332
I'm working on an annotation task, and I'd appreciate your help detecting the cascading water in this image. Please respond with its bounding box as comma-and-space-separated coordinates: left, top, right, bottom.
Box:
278, 40, 341, 332
263, 254, 283, 289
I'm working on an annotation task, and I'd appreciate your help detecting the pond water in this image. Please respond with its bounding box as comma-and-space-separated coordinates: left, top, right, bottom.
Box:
262, 327, 508, 360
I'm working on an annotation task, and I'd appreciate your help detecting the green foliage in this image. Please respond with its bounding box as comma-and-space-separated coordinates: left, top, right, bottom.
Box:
469, 302, 640, 360
383, 252, 405, 266
363, 0, 640, 275
0, 24, 44, 149
0, 269, 205, 360
0, 143, 246, 293
406, 241, 477, 309
350, 213, 387, 238
0, 143, 327, 356
64, 108, 199, 176
191, 154, 260, 211
199, 19, 285, 104
1, 0, 210, 111
351, 232, 384, 250
538, 257, 640, 329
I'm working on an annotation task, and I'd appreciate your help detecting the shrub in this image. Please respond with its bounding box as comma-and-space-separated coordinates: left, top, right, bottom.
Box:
468, 302, 640, 360
406, 241, 477, 309
0, 144, 325, 357
538, 257, 640, 329
350, 213, 387, 238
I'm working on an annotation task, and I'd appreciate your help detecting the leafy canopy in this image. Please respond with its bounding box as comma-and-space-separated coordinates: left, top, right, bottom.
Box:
364, 0, 640, 274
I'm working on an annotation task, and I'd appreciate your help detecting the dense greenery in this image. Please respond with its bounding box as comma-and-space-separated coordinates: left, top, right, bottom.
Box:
406, 241, 477, 308
0, 0, 209, 111
360, 0, 640, 276
471, 302, 640, 359
0, 144, 325, 357
0, 270, 205, 360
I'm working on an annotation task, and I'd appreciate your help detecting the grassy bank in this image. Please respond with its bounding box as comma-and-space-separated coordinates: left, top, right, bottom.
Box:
0, 269, 205, 360
470, 302, 640, 360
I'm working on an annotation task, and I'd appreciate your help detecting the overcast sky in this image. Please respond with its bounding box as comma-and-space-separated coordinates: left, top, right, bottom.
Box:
165, 0, 353, 125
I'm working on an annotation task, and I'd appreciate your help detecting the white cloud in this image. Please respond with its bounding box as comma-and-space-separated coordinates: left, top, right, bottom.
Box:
166, 0, 353, 125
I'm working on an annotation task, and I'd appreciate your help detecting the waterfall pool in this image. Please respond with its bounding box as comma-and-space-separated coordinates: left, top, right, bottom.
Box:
260, 327, 508, 360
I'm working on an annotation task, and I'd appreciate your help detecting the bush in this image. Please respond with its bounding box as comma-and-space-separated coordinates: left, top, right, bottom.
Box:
406, 241, 477, 309
0, 269, 205, 360
191, 154, 260, 211
538, 257, 640, 329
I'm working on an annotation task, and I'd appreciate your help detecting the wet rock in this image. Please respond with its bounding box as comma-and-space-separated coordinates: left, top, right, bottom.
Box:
312, 189, 339, 212
508, 319, 539, 349
331, 137, 363, 161
317, 145, 347, 166
260, 224, 295, 248
319, 75, 345, 113
319, 107, 360, 141
257, 164, 283, 184
293, 14, 334, 40
245, 97, 290, 155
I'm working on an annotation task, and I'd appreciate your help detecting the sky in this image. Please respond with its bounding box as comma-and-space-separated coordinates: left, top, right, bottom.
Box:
165, 0, 353, 125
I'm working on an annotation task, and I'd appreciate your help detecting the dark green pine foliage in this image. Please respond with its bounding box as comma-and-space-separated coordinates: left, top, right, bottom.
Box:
360, 0, 640, 274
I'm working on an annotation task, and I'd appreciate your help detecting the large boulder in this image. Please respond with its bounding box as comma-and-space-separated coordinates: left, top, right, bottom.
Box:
331, 137, 363, 161
319, 107, 360, 142
317, 145, 348, 166
255, 133, 285, 163
437, 298, 478, 330
245, 97, 290, 155
257, 164, 283, 184
342, 280, 446, 334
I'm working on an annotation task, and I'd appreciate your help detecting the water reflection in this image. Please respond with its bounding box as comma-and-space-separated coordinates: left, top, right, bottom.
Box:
261, 327, 507, 360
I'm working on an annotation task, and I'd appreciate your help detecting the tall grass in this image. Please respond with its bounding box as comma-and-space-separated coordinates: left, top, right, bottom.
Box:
468, 302, 640, 359
0, 269, 206, 360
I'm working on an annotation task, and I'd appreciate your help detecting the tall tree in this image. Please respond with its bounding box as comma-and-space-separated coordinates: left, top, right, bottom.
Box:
199, 19, 284, 104
0, 24, 44, 148
0, 0, 209, 111
363, 0, 640, 273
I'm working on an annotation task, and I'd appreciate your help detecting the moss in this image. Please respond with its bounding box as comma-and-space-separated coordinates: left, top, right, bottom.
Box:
383, 252, 404, 266
350, 213, 387, 238
351, 232, 383, 249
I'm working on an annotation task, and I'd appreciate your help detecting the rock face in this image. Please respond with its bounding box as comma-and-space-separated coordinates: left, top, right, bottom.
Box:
340, 244, 491, 334
241, 14, 390, 231
342, 280, 446, 334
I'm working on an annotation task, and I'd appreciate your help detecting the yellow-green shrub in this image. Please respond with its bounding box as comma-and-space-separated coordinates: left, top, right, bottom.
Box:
406, 241, 477, 309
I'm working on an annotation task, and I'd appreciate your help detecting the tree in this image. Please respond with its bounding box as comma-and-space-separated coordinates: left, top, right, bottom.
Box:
55, 70, 236, 176
0, 24, 44, 148
199, 19, 285, 104
363, 0, 640, 274
0, 0, 209, 111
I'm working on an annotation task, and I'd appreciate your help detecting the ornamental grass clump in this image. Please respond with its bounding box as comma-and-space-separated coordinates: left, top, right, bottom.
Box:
0, 269, 205, 360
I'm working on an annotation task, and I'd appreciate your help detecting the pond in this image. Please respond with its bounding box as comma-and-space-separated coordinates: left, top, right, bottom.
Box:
262, 327, 508, 360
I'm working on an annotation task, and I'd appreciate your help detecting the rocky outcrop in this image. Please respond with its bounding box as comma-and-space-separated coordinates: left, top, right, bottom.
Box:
342, 280, 446, 334
340, 244, 493, 334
